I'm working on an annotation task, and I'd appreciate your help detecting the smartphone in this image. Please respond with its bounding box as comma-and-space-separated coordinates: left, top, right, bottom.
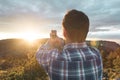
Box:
50, 30, 57, 38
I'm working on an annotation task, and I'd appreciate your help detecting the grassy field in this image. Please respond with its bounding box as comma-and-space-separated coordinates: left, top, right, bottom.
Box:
0, 39, 120, 80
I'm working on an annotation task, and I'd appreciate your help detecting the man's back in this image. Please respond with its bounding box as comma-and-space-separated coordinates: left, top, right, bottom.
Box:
36, 42, 103, 80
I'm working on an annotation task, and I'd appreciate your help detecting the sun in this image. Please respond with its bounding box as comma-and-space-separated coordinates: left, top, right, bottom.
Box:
18, 28, 49, 43
20, 31, 39, 43
23, 35, 36, 42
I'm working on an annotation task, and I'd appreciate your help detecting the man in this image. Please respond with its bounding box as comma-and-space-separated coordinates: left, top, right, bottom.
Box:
36, 9, 103, 80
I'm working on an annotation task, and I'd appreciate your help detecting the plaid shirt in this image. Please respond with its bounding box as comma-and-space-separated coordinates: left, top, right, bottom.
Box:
36, 42, 103, 80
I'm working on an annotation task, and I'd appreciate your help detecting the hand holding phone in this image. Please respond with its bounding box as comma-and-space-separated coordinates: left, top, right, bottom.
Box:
50, 30, 57, 38
48, 30, 64, 51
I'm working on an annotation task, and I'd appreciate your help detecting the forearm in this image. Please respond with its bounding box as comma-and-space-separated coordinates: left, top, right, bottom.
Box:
36, 41, 52, 64
36, 37, 64, 66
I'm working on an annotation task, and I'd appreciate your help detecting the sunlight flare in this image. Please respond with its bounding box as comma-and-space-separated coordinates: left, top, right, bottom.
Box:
20, 31, 39, 43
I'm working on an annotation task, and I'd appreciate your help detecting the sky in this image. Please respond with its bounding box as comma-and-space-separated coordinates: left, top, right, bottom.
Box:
0, 0, 120, 43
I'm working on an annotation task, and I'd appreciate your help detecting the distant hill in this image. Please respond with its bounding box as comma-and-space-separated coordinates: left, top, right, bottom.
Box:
0, 39, 119, 58
98, 40, 120, 53
0, 39, 27, 58
87, 40, 120, 54
0, 39, 47, 58
0, 39, 119, 52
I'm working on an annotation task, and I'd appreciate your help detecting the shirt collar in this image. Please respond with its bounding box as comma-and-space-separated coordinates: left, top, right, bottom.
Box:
64, 42, 88, 49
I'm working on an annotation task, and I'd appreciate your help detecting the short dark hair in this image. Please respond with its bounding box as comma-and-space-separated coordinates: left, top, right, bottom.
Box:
62, 9, 89, 42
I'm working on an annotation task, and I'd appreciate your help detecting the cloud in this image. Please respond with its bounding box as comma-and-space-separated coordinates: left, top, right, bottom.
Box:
0, 0, 120, 42
87, 30, 120, 44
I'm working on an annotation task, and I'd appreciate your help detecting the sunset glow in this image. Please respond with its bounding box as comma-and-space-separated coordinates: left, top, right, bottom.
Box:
19, 31, 39, 42
21, 32, 38, 42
